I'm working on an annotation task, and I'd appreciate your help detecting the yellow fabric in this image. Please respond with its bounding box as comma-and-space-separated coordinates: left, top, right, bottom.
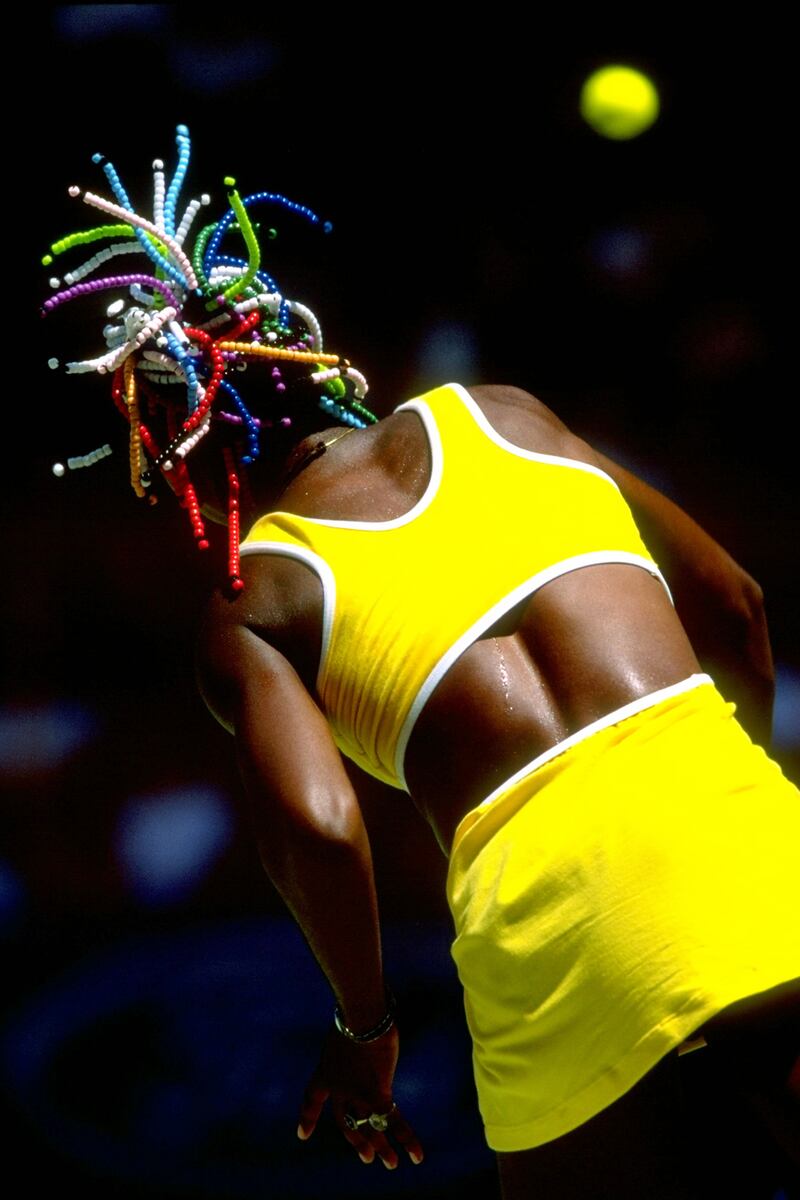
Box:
447, 681, 800, 1151
241, 383, 660, 788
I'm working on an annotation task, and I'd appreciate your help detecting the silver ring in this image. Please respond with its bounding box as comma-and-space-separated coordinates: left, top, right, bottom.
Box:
367, 1105, 395, 1132
344, 1104, 396, 1133
344, 1112, 369, 1131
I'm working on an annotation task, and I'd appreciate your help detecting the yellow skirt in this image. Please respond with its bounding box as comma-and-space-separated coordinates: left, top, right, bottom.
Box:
446, 679, 800, 1151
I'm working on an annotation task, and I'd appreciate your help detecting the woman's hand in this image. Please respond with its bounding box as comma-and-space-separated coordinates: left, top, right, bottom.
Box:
297, 1024, 424, 1169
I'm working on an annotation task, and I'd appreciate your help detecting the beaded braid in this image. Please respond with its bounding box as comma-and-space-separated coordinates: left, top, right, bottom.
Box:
43, 124, 376, 592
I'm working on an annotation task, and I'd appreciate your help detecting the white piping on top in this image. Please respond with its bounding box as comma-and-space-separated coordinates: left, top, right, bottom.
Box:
393, 550, 673, 790
238, 542, 336, 694
442, 382, 621, 485
254, 383, 621, 534
470, 673, 714, 816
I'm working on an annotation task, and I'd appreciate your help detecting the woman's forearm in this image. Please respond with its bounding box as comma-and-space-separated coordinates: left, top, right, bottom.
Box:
247, 779, 389, 1031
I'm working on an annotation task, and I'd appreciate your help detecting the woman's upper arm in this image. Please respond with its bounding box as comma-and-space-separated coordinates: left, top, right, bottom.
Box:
196, 605, 357, 838
585, 444, 774, 740
586, 446, 765, 624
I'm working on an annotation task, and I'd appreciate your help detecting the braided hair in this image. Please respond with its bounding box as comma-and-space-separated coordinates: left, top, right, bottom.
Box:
43, 124, 376, 591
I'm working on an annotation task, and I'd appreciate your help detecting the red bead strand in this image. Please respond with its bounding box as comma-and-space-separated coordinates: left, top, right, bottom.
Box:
182, 326, 225, 432
223, 446, 244, 592
181, 477, 209, 550
110, 367, 128, 420
220, 306, 261, 343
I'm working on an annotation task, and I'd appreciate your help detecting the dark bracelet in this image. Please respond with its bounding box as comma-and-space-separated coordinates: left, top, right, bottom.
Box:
334, 989, 395, 1043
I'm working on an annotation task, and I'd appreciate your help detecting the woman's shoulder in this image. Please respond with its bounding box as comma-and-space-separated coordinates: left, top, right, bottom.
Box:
458, 383, 597, 463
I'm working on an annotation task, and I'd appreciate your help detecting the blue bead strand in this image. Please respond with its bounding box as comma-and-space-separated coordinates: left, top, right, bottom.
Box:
92, 153, 188, 291
165, 333, 201, 416
203, 192, 321, 280
218, 379, 261, 462
163, 125, 192, 238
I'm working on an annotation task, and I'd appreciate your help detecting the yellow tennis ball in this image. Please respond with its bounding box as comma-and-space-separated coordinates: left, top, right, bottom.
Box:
580, 66, 660, 140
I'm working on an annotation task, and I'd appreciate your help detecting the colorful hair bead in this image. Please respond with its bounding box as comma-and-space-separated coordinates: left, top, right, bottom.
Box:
124, 357, 146, 498
223, 447, 245, 592
43, 124, 377, 591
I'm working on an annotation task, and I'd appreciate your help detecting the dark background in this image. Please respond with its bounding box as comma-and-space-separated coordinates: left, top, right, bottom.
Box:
2, 9, 796, 1198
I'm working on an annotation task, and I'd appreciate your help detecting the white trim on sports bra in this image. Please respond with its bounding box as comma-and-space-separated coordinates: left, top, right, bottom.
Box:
393, 550, 673, 790
238, 542, 336, 694
441, 382, 622, 486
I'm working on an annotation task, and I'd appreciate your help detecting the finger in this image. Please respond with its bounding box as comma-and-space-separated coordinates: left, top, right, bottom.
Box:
388, 1109, 424, 1165
367, 1130, 399, 1170
331, 1099, 378, 1165
297, 1078, 329, 1141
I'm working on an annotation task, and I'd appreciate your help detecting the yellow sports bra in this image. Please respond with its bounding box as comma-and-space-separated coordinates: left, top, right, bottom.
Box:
240, 383, 669, 790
